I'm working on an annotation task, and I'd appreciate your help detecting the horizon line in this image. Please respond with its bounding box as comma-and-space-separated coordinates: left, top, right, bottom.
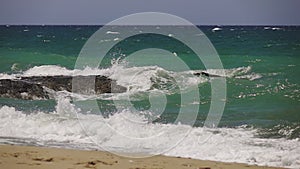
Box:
1, 24, 300, 26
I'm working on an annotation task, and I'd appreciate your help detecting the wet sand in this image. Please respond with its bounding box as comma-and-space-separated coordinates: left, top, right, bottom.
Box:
0, 144, 285, 169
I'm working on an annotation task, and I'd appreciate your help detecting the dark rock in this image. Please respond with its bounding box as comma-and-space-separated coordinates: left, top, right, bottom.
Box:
0, 75, 127, 100
0, 79, 49, 99
193, 71, 221, 77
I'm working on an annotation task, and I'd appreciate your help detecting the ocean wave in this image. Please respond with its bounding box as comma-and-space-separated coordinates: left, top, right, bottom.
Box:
0, 97, 299, 168
0, 64, 265, 101
1, 64, 261, 83
257, 123, 300, 140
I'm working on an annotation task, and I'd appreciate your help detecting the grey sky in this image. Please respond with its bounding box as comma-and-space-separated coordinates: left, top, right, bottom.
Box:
0, 0, 299, 25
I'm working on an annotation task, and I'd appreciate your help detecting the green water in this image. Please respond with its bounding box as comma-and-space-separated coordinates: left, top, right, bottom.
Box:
0, 25, 299, 139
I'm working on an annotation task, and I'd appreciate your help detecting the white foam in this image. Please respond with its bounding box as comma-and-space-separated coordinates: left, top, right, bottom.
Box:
236, 73, 263, 81
212, 27, 222, 32
10, 63, 20, 71
272, 27, 282, 31
106, 31, 120, 34
23, 65, 73, 76
0, 73, 17, 79
193, 66, 259, 80
19, 64, 207, 94
0, 101, 299, 168
21, 65, 112, 77
224, 66, 252, 77
264, 27, 282, 31
0, 64, 261, 100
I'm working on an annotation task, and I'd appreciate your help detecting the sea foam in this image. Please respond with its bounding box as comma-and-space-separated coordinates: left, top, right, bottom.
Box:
0, 98, 299, 168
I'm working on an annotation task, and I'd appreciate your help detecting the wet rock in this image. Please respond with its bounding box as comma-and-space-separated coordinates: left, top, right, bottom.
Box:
193, 71, 222, 77
0, 75, 126, 100
0, 79, 49, 99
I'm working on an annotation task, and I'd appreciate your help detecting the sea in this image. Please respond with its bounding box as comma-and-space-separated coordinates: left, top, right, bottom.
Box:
0, 25, 299, 168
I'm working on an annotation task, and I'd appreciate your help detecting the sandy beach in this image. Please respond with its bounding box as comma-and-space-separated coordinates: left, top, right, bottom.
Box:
0, 144, 285, 169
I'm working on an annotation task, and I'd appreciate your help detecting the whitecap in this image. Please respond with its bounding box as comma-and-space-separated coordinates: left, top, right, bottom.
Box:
106, 31, 120, 34
212, 27, 222, 32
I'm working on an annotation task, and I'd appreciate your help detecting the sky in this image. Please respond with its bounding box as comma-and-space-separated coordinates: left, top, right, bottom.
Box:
0, 0, 299, 25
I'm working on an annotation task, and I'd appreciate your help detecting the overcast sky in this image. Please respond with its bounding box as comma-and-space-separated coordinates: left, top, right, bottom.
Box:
0, 0, 299, 25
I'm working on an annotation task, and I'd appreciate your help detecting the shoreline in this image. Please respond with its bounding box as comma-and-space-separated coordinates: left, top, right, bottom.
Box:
0, 144, 285, 169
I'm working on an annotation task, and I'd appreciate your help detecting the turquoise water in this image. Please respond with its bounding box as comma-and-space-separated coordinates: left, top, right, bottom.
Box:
1, 26, 299, 134
0, 25, 300, 167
